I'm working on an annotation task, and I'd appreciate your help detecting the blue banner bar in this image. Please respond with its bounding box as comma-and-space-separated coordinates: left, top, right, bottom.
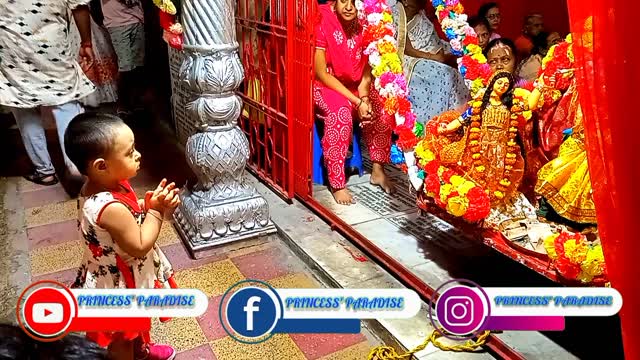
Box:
273, 319, 361, 334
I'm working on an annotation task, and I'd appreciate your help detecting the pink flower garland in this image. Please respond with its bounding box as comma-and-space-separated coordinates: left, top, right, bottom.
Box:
355, 0, 418, 143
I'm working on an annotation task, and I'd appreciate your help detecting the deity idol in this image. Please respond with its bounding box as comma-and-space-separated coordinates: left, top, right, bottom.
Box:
432, 71, 542, 206
535, 29, 597, 226
535, 78, 596, 225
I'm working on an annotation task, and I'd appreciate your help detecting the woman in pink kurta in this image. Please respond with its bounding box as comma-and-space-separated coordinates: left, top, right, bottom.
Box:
314, 0, 394, 205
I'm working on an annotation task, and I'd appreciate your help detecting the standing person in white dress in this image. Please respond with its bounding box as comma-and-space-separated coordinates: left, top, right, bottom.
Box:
0, 0, 95, 194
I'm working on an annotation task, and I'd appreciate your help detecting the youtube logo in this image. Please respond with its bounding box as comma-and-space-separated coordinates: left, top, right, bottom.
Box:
17, 281, 76, 341
33, 303, 64, 324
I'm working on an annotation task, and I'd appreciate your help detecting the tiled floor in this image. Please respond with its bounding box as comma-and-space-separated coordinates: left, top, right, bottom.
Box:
0, 117, 380, 359
15, 177, 379, 359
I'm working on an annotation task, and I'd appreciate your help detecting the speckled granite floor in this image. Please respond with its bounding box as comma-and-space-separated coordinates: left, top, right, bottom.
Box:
0, 115, 381, 359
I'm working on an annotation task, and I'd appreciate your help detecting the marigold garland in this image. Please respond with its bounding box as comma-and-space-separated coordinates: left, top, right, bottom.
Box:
414, 141, 490, 221
543, 231, 607, 284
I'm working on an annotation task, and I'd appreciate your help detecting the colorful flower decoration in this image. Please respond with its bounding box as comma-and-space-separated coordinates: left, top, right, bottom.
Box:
432, 0, 492, 94
355, 0, 425, 189
414, 141, 490, 221
155, 0, 184, 50
356, 0, 496, 191
355, 0, 418, 148
543, 231, 607, 284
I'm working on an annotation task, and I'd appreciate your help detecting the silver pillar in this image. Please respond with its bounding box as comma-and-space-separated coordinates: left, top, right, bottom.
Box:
173, 0, 277, 258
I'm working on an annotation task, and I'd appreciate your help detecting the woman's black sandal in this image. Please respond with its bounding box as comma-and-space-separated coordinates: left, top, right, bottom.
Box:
24, 172, 58, 186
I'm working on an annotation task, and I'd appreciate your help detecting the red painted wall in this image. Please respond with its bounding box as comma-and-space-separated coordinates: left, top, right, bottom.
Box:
460, 0, 570, 40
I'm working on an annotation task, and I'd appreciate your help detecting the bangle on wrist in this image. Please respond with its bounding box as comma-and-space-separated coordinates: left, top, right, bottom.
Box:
81, 40, 92, 47
147, 209, 163, 222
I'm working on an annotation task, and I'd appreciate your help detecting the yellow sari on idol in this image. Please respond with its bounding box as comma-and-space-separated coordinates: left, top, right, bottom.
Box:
535, 81, 597, 224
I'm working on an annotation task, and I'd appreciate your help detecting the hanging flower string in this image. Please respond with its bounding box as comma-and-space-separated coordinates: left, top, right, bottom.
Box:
154, 0, 184, 50
355, 0, 419, 149
431, 0, 492, 96
355, 0, 425, 189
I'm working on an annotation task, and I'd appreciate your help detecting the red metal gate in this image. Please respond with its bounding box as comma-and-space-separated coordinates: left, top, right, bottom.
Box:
288, 0, 317, 198
237, 0, 295, 198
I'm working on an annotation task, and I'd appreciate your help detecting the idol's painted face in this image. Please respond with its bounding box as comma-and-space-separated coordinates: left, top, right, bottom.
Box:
335, 0, 357, 22
487, 45, 516, 74
486, 7, 501, 31
493, 77, 511, 96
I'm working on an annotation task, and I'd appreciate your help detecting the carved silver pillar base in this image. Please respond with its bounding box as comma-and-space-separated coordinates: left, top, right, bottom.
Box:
174, 192, 276, 259
172, 0, 277, 258
173, 127, 278, 259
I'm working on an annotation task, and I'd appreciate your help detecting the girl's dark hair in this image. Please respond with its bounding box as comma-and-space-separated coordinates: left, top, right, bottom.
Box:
481, 71, 515, 111
0, 324, 109, 359
483, 37, 517, 58
478, 2, 499, 20
531, 31, 550, 56
468, 16, 490, 30
64, 112, 127, 175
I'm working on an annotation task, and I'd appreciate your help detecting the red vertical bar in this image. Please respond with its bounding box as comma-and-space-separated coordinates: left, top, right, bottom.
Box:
567, 1, 640, 359
286, 0, 296, 196
290, 0, 315, 198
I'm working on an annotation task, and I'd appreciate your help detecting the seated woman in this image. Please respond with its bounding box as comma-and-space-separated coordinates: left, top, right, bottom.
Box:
314, 0, 394, 205
392, 0, 469, 124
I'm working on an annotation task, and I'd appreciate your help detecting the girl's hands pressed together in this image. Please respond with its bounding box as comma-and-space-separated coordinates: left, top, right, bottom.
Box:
144, 179, 181, 221
161, 186, 181, 220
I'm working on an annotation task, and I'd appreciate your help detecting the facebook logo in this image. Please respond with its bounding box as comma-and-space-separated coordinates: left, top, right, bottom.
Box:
225, 287, 278, 338
244, 296, 260, 331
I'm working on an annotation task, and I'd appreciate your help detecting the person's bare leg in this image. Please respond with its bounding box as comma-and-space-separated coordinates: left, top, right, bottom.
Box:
370, 162, 395, 194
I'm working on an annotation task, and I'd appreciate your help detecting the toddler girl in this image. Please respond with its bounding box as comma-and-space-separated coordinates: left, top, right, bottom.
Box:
64, 112, 179, 360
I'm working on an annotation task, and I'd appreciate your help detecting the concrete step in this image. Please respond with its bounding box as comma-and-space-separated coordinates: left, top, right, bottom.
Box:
248, 174, 580, 360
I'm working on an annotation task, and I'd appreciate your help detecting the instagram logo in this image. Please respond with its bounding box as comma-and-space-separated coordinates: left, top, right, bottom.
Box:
444, 296, 474, 326
429, 279, 490, 339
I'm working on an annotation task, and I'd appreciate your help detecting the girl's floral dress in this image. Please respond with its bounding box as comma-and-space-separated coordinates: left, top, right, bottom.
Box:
73, 180, 177, 347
